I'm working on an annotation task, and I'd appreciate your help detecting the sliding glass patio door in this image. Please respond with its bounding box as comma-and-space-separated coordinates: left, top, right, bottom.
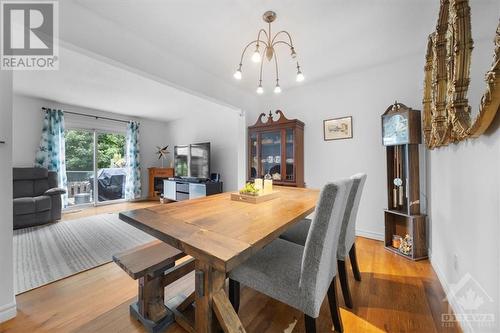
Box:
65, 129, 95, 207
65, 128, 126, 208
95, 132, 126, 203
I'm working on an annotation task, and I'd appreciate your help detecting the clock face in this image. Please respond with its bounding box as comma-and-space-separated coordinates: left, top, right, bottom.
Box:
383, 113, 409, 145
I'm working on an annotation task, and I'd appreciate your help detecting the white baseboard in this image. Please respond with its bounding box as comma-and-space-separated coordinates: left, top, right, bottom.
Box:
430, 257, 470, 332
355, 228, 384, 241
0, 301, 16, 323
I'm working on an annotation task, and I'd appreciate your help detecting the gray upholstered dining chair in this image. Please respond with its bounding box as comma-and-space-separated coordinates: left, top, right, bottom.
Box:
228, 178, 353, 333
280, 173, 367, 309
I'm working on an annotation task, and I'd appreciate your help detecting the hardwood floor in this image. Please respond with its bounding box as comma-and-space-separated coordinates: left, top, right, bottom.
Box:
1, 202, 461, 333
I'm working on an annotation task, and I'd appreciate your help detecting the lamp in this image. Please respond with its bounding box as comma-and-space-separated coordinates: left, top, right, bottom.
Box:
233, 11, 304, 94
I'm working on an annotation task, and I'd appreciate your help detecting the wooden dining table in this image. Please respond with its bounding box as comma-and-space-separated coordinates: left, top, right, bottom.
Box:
119, 186, 319, 333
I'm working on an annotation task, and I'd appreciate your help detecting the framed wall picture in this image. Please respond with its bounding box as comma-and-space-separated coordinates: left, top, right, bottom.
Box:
323, 116, 353, 141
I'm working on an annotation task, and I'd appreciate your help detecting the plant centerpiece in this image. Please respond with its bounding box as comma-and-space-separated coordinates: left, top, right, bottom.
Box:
239, 182, 261, 196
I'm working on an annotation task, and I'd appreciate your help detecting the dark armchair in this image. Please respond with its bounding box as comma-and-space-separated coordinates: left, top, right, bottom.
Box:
13, 167, 66, 229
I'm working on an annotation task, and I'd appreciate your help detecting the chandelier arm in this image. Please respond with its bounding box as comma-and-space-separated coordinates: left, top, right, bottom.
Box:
273, 50, 280, 83
239, 39, 269, 65
272, 40, 293, 48
259, 51, 265, 84
257, 29, 270, 44
271, 31, 294, 46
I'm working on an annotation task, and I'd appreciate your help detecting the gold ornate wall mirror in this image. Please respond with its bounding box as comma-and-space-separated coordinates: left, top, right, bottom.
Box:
422, 0, 500, 149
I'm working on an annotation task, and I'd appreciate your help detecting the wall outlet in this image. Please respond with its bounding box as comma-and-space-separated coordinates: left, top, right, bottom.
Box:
453, 254, 459, 272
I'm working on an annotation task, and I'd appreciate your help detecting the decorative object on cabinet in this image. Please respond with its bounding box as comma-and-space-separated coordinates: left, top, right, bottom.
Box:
323, 116, 353, 141
148, 167, 174, 200
382, 102, 427, 260
392, 235, 402, 249
422, 0, 499, 149
248, 110, 304, 187
155, 145, 169, 168
399, 234, 413, 256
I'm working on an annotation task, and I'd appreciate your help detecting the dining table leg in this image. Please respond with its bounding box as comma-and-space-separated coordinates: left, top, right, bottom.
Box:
194, 260, 247, 333
195, 260, 226, 333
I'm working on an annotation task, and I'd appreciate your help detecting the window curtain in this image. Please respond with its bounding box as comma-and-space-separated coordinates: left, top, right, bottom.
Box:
34, 108, 68, 206
125, 121, 142, 200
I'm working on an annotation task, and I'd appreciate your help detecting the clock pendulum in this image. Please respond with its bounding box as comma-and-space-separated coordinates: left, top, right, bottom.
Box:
392, 145, 405, 209
393, 147, 398, 208
397, 146, 404, 207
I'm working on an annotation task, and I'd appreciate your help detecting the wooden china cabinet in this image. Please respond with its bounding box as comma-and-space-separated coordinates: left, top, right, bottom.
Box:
248, 110, 304, 187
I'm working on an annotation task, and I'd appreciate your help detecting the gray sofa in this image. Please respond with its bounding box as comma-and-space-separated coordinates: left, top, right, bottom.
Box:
13, 167, 66, 229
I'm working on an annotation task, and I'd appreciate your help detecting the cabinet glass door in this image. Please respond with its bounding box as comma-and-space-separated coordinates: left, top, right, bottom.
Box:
260, 131, 282, 181
285, 128, 295, 182
249, 133, 258, 179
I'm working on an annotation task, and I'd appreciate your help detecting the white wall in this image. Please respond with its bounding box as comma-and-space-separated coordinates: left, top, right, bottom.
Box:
164, 105, 245, 192
249, 53, 427, 239
426, 2, 500, 332
12, 94, 170, 199
0, 72, 16, 322
428, 123, 499, 332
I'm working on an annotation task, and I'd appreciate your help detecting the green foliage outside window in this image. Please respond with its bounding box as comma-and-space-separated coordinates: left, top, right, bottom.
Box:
65, 130, 126, 171
97, 133, 126, 168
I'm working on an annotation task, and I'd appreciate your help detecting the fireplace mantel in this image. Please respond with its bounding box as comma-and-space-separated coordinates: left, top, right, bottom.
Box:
148, 167, 174, 200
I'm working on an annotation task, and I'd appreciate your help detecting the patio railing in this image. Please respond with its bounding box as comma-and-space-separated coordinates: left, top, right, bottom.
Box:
66, 171, 92, 198
66, 169, 127, 206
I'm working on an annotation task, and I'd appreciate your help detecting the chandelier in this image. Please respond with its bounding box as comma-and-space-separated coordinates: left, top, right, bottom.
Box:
233, 11, 304, 94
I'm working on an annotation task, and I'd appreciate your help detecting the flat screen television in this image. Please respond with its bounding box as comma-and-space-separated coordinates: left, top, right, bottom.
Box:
174, 142, 210, 179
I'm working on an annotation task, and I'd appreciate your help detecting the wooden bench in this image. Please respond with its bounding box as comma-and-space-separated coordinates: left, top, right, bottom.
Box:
113, 240, 195, 333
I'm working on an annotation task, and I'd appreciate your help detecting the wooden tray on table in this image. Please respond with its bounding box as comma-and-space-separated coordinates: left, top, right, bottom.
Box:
230, 191, 279, 204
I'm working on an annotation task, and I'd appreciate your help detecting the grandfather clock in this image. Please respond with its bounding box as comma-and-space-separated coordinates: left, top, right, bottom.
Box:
381, 102, 427, 260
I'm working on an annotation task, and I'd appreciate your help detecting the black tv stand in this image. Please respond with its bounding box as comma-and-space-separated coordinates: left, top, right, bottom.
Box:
169, 177, 208, 184
164, 178, 223, 201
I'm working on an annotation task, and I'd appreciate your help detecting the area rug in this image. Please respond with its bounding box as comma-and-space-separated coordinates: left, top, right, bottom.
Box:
14, 213, 155, 294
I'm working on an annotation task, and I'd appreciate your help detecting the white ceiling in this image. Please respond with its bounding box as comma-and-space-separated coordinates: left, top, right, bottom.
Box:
14, 46, 232, 122
72, 0, 444, 92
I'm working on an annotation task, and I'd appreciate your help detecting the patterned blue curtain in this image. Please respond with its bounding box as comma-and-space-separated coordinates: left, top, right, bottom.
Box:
125, 121, 142, 200
34, 109, 68, 206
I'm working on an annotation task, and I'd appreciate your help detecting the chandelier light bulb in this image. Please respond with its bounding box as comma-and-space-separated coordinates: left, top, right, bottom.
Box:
251, 48, 261, 63
291, 47, 297, 59
233, 68, 242, 80
296, 71, 304, 82
274, 83, 282, 94
256, 84, 264, 94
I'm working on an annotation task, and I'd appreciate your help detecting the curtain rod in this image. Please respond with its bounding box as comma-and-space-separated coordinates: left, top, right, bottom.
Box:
41, 107, 134, 124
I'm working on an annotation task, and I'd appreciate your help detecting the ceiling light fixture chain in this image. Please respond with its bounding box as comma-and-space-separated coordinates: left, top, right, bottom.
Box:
233, 10, 304, 94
